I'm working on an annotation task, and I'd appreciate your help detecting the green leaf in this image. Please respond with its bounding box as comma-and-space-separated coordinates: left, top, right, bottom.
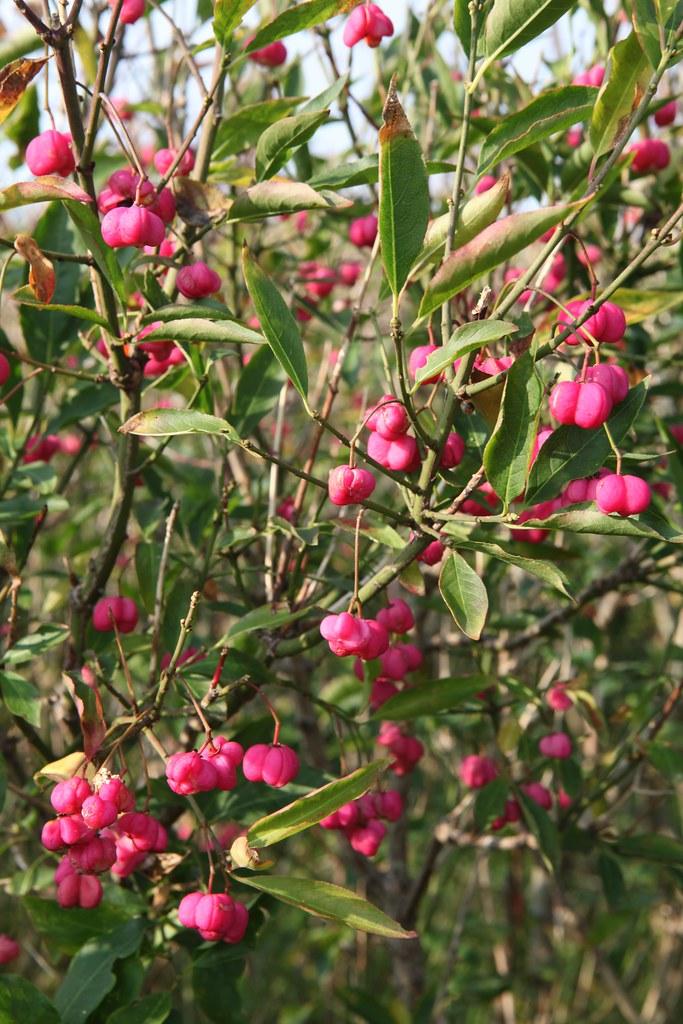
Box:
0, 977, 59, 1024
414, 320, 518, 388
300, 73, 349, 114
0, 752, 6, 813
417, 203, 574, 320
135, 543, 160, 615
378, 80, 429, 298
256, 109, 330, 181
120, 408, 239, 441
55, 919, 145, 1024
65, 200, 128, 307
0, 175, 90, 211
234, 875, 416, 939
140, 317, 264, 347
611, 834, 683, 865
242, 244, 308, 403
478, 86, 597, 176
48, 382, 119, 432
518, 508, 682, 543
213, 98, 304, 160
590, 32, 650, 159
611, 287, 683, 323
3, 623, 69, 665
226, 602, 316, 640
12, 289, 111, 329
0, 670, 41, 725
308, 156, 380, 190
246, 0, 342, 51
439, 553, 489, 640
442, 535, 572, 598
484, 352, 543, 508
372, 675, 489, 721
232, 345, 285, 436
23, 897, 136, 956
526, 382, 647, 504
230, 180, 352, 220
598, 851, 626, 909
517, 789, 560, 871
454, 0, 472, 56
632, 0, 663, 68
474, 777, 508, 830
485, 0, 577, 59
106, 993, 172, 1024
213, 0, 257, 43
248, 761, 390, 847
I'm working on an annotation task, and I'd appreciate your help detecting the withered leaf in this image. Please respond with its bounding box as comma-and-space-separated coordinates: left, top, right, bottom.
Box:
173, 176, 231, 228
0, 57, 49, 126
14, 234, 56, 304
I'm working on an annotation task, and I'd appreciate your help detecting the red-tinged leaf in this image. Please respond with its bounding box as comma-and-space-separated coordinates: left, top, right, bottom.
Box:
417, 203, 576, 320
0, 176, 91, 212
63, 672, 106, 760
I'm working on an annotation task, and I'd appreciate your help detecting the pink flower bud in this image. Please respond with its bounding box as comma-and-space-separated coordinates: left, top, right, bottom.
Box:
595, 474, 651, 516
328, 465, 376, 506
242, 743, 300, 788
458, 754, 498, 789
177, 261, 221, 299
26, 130, 75, 177
343, 3, 394, 48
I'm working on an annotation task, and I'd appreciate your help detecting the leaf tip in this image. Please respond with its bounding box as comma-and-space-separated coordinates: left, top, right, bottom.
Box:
379, 76, 413, 143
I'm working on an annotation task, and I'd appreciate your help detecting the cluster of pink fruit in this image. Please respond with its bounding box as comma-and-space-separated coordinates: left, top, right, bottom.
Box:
320, 789, 403, 857
41, 773, 167, 908
178, 891, 249, 945
166, 737, 299, 793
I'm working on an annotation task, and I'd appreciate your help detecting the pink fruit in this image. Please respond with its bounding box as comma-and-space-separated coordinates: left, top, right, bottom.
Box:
300, 261, 336, 299
338, 261, 362, 286
573, 65, 605, 87
367, 431, 420, 472
369, 677, 398, 710
458, 754, 498, 789
109, 0, 145, 24
92, 596, 139, 633
0, 935, 20, 965
522, 782, 552, 810
68, 835, 117, 874
474, 174, 497, 194
224, 900, 249, 944
367, 394, 409, 440
166, 750, 219, 795
548, 379, 612, 429
376, 789, 403, 821
585, 363, 629, 403
200, 736, 244, 791
153, 147, 195, 177
57, 873, 103, 909
177, 261, 221, 299
249, 41, 287, 67
595, 474, 651, 516
578, 242, 602, 267
408, 344, 440, 384
115, 811, 167, 852
178, 891, 203, 928
51, 777, 92, 815
328, 465, 376, 505
376, 599, 414, 635
101, 205, 165, 249
242, 743, 300, 788
362, 619, 391, 660
26, 130, 75, 177
320, 612, 373, 657
80, 794, 118, 830
348, 213, 378, 248
349, 819, 386, 856
194, 893, 235, 941
628, 137, 671, 173
23, 435, 60, 464
0, 352, 10, 386
654, 99, 676, 126
440, 432, 466, 469
539, 732, 573, 759
343, 3, 394, 48
416, 539, 445, 565
41, 819, 65, 852
547, 684, 573, 711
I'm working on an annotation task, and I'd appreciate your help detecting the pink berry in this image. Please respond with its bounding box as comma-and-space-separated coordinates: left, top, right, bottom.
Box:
557, 788, 573, 809
348, 213, 378, 248
654, 99, 676, 126
539, 732, 573, 759
0, 352, 10, 386
200, 736, 244, 791
194, 893, 235, 941
101, 205, 165, 249
59, 814, 92, 846
109, 0, 145, 24
367, 431, 420, 472
474, 174, 497, 194
92, 596, 139, 633
81, 794, 118, 830
349, 819, 386, 856
41, 819, 65, 852
320, 612, 372, 657
51, 777, 92, 815
585, 363, 629, 404
522, 782, 552, 810
595, 474, 651, 516
338, 261, 362, 286
376, 790, 403, 821
26, 130, 75, 177
58, 873, 103, 909
177, 261, 221, 299
416, 539, 445, 565
343, 3, 394, 48
548, 380, 612, 429
547, 684, 573, 711
459, 754, 498, 789
328, 465, 376, 506
300, 261, 335, 299
153, 147, 195, 177
408, 344, 440, 384
223, 900, 249, 944
23, 435, 60, 464
178, 891, 203, 928
0, 935, 20, 965
376, 599, 414, 635
69, 835, 117, 874
440, 432, 466, 469
242, 743, 299, 788
249, 41, 287, 67
367, 395, 409, 440
369, 677, 399, 710
166, 750, 219, 795
577, 242, 602, 267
